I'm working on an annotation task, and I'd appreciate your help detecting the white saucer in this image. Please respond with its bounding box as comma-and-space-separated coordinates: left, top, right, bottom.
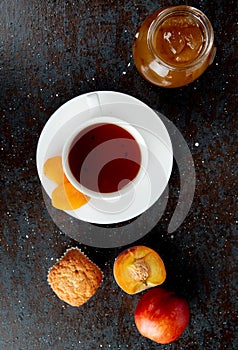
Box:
36, 91, 173, 224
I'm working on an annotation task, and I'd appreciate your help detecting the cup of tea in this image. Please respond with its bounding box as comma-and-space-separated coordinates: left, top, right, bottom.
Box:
62, 116, 148, 200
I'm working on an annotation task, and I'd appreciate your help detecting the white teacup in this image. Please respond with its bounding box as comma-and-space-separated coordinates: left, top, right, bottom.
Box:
62, 116, 148, 200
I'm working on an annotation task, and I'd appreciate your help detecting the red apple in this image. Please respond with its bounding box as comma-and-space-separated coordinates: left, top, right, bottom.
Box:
134, 287, 190, 344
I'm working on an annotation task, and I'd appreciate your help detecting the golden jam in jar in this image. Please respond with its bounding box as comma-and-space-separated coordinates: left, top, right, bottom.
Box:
133, 6, 216, 88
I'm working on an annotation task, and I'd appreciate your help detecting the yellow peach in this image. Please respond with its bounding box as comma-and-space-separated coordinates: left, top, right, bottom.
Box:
113, 246, 166, 294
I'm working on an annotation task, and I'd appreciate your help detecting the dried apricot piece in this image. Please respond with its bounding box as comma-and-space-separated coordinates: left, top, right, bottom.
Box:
63, 173, 70, 184
113, 246, 166, 294
64, 182, 89, 209
43, 156, 89, 210
52, 183, 72, 210
43, 156, 65, 184
52, 182, 89, 210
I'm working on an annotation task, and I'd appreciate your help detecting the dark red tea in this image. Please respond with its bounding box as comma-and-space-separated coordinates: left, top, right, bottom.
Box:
68, 123, 141, 193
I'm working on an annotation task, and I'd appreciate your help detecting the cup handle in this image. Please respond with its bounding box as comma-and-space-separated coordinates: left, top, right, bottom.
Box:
86, 92, 103, 117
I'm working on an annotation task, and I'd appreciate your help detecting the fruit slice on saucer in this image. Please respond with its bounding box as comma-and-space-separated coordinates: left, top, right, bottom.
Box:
43, 156, 65, 184
113, 245, 166, 294
52, 182, 89, 210
43, 156, 89, 210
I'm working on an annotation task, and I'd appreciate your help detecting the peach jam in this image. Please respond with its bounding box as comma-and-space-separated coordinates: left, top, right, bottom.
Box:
133, 6, 216, 88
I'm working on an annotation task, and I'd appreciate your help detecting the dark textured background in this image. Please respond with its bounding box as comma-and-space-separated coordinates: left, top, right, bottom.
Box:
0, 0, 237, 349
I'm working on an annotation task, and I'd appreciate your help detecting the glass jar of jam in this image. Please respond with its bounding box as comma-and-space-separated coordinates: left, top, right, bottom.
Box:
132, 6, 216, 88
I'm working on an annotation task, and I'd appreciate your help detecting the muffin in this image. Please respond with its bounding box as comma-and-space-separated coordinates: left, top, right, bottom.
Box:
48, 247, 103, 306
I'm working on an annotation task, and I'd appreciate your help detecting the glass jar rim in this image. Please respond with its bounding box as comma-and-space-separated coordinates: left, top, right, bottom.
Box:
147, 5, 214, 71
